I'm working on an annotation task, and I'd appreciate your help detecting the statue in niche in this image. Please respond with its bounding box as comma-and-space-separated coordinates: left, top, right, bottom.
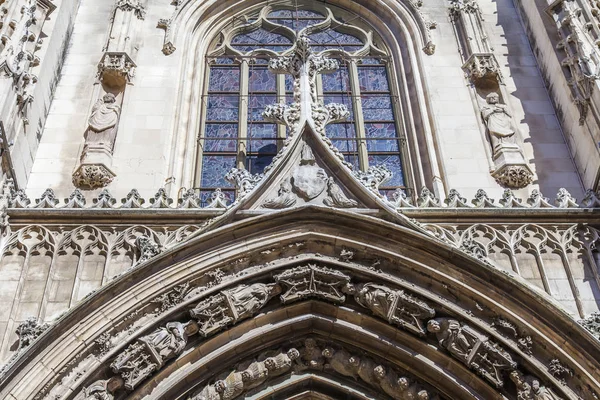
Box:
85, 93, 121, 151
480, 92, 518, 153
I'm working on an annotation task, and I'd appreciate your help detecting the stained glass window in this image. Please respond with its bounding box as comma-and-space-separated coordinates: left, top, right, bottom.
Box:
198, 5, 406, 202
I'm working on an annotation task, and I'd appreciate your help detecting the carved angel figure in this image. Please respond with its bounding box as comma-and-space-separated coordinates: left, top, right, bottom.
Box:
264, 348, 301, 376
85, 93, 121, 151
262, 179, 297, 209
480, 92, 518, 153
302, 338, 324, 369
427, 318, 474, 361
322, 347, 359, 378
139, 321, 188, 362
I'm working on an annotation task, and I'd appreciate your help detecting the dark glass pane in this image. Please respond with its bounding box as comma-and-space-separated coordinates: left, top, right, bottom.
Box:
249, 67, 276, 92
361, 95, 394, 121
248, 124, 277, 151
325, 123, 357, 152
203, 123, 238, 151
248, 94, 277, 121
201, 155, 237, 187
206, 95, 239, 121
369, 154, 404, 186
308, 30, 363, 45
247, 153, 275, 174
360, 58, 383, 65
200, 190, 235, 206
322, 67, 350, 92
324, 94, 354, 119
232, 29, 292, 44
231, 44, 292, 52
208, 67, 240, 92
274, 19, 322, 31
213, 57, 235, 64
358, 67, 389, 92
285, 74, 295, 93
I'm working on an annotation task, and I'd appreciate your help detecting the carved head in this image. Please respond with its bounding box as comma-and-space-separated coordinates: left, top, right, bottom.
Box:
373, 365, 386, 379
322, 347, 334, 358
287, 348, 300, 360
417, 390, 429, 400
426, 320, 440, 333
486, 92, 499, 104
531, 379, 540, 391
103, 93, 116, 103
264, 357, 276, 371
241, 370, 252, 382
214, 380, 226, 393
397, 377, 410, 391
348, 356, 360, 367
304, 338, 317, 349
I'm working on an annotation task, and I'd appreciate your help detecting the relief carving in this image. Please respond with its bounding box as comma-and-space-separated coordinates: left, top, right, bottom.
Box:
353, 283, 435, 336
274, 264, 351, 304
427, 318, 516, 387
110, 321, 197, 390
510, 371, 563, 400
16, 317, 49, 350
189, 283, 281, 337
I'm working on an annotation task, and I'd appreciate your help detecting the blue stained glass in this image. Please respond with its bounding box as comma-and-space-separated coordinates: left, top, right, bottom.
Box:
201, 155, 237, 187
324, 94, 354, 119
358, 67, 389, 92
326, 124, 357, 152
268, 10, 324, 18
200, 190, 235, 206
232, 45, 292, 52
369, 154, 404, 186
231, 29, 292, 53
274, 19, 321, 31
253, 58, 270, 64
308, 30, 363, 45
360, 58, 383, 65
365, 123, 396, 138
209, 67, 240, 92
203, 123, 238, 152
285, 74, 295, 92
366, 139, 398, 152
249, 67, 276, 92
322, 67, 349, 92
345, 154, 360, 170
248, 94, 277, 121
207, 95, 239, 121
213, 57, 235, 64
361, 95, 394, 121
249, 124, 277, 151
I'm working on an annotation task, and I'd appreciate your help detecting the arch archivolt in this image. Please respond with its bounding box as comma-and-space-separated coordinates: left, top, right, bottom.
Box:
4, 208, 598, 400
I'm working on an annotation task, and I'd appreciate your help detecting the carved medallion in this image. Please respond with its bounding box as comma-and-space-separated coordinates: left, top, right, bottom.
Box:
291, 164, 328, 200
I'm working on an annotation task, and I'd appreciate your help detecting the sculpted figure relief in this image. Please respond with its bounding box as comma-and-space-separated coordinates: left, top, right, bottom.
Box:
322, 346, 359, 378
85, 93, 121, 151
481, 92, 518, 153
427, 318, 516, 387
111, 321, 194, 390
190, 283, 281, 336
354, 283, 435, 336
510, 371, 562, 400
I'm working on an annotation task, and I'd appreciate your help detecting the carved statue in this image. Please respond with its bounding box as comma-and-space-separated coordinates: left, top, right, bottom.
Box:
190, 283, 281, 336
480, 92, 518, 153
111, 321, 192, 390
427, 318, 516, 388
357, 355, 379, 387
262, 178, 297, 209
265, 348, 301, 376
510, 371, 562, 400
324, 177, 358, 208
81, 378, 123, 400
322, 346, 359, 378
214, 371, 247, 400
374, 365, 406, 400
85, 93, 121, 151
274, 264, 352, 304
354, 283, 435, 336
301, 338, 324, 369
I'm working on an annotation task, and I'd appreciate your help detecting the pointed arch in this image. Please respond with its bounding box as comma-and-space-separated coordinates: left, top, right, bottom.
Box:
1, 207, 599, 399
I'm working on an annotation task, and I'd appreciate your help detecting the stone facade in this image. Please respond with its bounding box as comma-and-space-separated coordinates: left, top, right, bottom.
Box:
0, 0, 599, 399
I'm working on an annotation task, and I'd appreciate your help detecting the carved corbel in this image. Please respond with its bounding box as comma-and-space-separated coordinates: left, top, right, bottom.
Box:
157, 1, 181, 55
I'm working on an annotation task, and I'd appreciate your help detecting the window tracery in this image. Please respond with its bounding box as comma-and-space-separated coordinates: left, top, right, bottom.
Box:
196, 4, 407, 203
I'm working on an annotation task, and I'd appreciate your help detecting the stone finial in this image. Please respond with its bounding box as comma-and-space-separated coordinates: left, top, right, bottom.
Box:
63, 189, 86, 209
149, 188, 173, 208
120, 189, 145, 208
499, 189, 526, 208
34, 189, 59, 209
417, 187, 440, 208
206, 188, 229, 208
471, 189, 498, 208
445, 189, 470, 208
93, 189, 117, 208
526, 189, 554, 208
554, 188, 578, 208
388, 188, 414, 208
9, 189, 31, 208
580, 189, 600, 208
177, 188, 201, 209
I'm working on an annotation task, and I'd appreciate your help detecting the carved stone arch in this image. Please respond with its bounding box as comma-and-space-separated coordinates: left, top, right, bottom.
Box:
3, 207, 600, 400
164, 0, 444, 199
459, 224, 515, 272
107, 225, 161, 278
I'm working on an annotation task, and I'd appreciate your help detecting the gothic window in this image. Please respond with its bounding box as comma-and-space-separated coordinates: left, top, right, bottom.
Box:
196, 4, 406, 203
